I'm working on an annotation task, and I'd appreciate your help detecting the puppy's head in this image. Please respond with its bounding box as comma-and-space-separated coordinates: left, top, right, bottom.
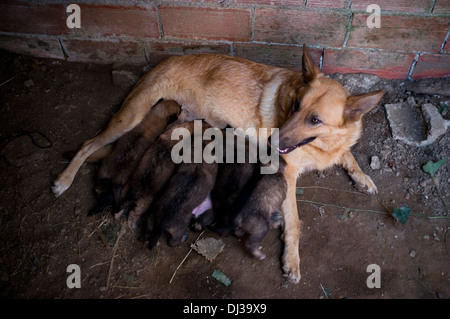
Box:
275, 46, 384, 154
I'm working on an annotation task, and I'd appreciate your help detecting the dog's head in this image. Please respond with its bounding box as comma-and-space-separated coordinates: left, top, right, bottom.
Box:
275, 46, 384, 154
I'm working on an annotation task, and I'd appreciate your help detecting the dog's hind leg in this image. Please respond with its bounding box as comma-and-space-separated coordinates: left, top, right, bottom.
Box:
340, 150, 378, 195
52, 79, 169, 197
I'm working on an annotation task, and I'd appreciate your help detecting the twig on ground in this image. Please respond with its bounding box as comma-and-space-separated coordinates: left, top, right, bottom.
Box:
169, 230, 205, 284
0, 76, 16, 88
106, 222, 126, 290
92, 220, 110, 250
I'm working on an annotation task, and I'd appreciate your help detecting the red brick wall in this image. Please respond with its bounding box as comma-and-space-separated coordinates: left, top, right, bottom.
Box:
0, 0, 449, 79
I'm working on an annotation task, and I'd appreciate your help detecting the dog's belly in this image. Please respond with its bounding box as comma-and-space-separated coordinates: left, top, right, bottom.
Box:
179, 104, 234, 129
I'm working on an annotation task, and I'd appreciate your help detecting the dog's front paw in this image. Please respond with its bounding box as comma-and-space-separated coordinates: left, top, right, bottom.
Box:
356, 174, 378, 195
282, 254, 301, 283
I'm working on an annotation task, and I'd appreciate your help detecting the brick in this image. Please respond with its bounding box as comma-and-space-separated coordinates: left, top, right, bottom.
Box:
62, 38, 146, 65
322, 49, 415, 79
411, 54, 450, 79
433, 0, 450, 13
254, 8, 349, 47
307, 0, 348, 9
0, 1, 69, 35
160, 6, 250, 41
347, 14, 449, 52
167, 0, 232, 3
0, 34, 65, 59
77, 4, 159, 38
351, 0, 433, 13
229, 0, 304, 5
234, 43, 322, 72
145, 40, 231, 65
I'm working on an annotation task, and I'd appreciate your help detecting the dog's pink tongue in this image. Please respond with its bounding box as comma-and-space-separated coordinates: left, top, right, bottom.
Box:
192, 195, 212, 218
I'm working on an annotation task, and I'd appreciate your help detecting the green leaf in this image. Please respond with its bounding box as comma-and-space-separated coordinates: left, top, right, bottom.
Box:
422, 159, 446, 178
212, 269, 231, 286
392, 205, 411, 224
296, 188, 305, 195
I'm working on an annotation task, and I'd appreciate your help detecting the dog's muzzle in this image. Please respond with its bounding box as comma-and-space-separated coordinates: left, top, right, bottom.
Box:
276, 137, 316, 154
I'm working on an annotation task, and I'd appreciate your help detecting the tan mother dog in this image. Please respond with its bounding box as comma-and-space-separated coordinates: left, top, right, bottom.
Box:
53, 46, 384, 283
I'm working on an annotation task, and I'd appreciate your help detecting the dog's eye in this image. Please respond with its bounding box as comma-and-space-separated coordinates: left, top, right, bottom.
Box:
293, 100, 301, 112
310, 116, 321, 125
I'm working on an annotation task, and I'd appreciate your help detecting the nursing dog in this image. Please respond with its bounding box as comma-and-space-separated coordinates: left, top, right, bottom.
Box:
53, 46, 384, 282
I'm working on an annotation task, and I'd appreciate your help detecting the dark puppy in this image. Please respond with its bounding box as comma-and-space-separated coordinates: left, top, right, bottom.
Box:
191, 135, 256, 231
89, 100, 180, 215
231, 159, 286, 260
117, 121, 198, 230
210, 142, 287, 259
141, 122, 218, 248
144, 160, 217, 248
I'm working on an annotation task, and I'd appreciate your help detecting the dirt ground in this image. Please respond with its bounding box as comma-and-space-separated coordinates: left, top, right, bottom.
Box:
0, 51, 449, 299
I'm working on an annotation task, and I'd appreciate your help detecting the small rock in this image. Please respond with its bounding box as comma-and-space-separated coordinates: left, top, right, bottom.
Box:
24, 79, 34, 88
406, 78, 450, 96
385, 100, 450, 147
370, 156, 381, 170
409, 250, 416, 258
343, 73, 381, 94
433, 232, 440, 241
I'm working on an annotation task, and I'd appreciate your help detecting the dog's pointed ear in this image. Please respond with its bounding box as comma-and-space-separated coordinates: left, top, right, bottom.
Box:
302, 44, 320, 83
344, 90, 385, 122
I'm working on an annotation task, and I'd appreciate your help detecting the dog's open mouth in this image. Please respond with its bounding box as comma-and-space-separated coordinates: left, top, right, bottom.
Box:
277, 137, 316, 154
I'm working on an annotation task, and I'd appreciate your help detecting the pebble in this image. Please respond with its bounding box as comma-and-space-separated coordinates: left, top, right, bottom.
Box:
409, 250, 416, 258
433, 232, 440, 241
24, 79, 34, 88
370, 156, 381, 170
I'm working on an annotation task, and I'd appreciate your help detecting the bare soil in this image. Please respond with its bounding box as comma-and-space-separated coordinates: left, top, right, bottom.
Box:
0, 51, 449, 299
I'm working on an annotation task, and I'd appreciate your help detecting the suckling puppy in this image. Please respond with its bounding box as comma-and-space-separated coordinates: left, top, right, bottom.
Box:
211, 154, 287, 260
143, 160, 218, 248
231, 159, 286, 260
89, 100, 180, 215
140, 121, 218, 247
117, 121, 198, 230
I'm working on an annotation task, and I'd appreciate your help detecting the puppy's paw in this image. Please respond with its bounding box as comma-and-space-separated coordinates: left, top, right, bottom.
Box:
127, 215, 140, 232
248, 246, 266, 260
